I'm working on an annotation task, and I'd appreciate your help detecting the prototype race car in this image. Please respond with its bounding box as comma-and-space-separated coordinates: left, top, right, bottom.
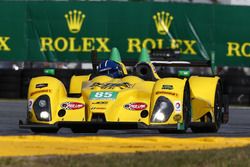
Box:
19, 47, 229, 133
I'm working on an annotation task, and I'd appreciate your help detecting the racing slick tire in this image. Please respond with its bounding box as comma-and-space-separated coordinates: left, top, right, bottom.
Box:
182, 82, 192, 132
30, 128, 59, 133
159, 82, 191, 133
191, 82, 223, 133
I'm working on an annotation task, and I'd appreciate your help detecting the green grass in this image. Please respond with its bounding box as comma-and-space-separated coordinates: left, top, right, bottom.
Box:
1, 146, 250, 167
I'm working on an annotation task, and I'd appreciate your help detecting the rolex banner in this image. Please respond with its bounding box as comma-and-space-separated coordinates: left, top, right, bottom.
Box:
0, 2, 250, 67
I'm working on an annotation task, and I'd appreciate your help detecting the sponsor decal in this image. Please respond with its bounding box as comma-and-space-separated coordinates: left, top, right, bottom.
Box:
65, 10, 85, 34
36, 83, 48, 89
173, 114, 182, 122
0, 36, 11, 51
162, 85, 173, 90
124, 102, 147, 111
92, 101, 108, 104
174, 101, 182, 112
30, 89, 51, 96
40, 10, 111, 54
156, 91, 178, 97
90, 82, 133, 89
89, 91, 118, 100
28, 99, 34, 111
153, 11, 173, 35
61, 102, 85, 110
90, 107, 106, 110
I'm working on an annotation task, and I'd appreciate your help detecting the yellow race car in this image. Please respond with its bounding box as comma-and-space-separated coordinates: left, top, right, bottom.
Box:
19, 48, 229, 133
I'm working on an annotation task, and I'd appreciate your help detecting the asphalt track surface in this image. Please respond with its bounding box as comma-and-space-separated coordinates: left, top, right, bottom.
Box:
0, 100, 250, 137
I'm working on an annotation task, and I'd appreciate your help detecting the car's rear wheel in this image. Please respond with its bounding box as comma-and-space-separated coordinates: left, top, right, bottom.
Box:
191, 82, 222, 133
30, 128, 59, 133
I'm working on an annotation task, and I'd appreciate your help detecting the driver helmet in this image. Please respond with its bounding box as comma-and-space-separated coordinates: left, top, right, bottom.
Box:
98, 60, 123, 78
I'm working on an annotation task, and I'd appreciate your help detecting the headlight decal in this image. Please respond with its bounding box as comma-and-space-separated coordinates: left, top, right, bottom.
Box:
33, 95, 51, 121
151, 96, 174, 123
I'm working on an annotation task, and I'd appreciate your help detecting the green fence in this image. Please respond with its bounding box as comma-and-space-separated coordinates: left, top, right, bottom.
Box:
0, 1, 250, 66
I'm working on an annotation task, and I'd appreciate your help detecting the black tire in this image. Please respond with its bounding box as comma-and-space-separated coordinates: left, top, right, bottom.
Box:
210, 83, 223, 132
30, 128, 59, 133
191, 82, 223, 133
71, 128, 98, 133
159, 81, 191, 133
182, 82, 191, 132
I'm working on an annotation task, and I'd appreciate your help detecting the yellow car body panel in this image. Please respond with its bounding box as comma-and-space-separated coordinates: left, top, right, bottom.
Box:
150, 78, 186, 125
69, 75, 90, 94
81, 76, 154, 124
189, 76, 220, 122
28, 76, 86, 124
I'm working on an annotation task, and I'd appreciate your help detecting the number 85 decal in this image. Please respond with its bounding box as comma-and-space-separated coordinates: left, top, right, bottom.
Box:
94, 92, 112, 98
90, 91, 118, 100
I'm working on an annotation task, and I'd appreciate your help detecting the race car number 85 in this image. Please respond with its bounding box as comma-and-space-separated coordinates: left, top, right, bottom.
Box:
90, 91, 118, 100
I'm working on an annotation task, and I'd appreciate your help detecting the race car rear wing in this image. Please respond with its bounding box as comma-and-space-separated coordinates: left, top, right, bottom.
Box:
150, 49, 212, 67
149, 48, 215, 75
108, 49, 212, 67
151, 60, 211, 67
